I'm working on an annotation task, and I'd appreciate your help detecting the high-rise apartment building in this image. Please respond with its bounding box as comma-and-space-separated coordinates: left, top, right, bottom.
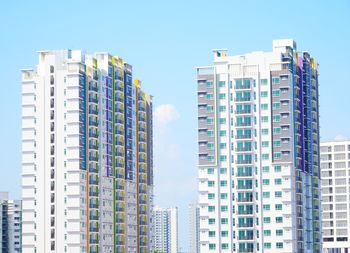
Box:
0, 192, 22, 253
21, 50, 153, 253
153, 207, 178, 253
320, 139, 350, 253
196, 39, 321, 253
188, 201, 200, 253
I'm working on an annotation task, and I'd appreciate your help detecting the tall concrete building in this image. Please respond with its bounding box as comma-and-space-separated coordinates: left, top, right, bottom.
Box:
0, 192, 22, 253
153, 207, 178, 253
321, 139, 350, 253
21, 50, 153, 253
188, 201, 200, 253
196, 39, 321, 253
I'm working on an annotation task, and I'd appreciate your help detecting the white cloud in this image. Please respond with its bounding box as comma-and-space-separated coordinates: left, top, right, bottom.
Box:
154, 104, 180, 125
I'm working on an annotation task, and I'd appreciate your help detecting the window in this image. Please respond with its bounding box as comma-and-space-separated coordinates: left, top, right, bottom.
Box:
206, 81, 213, 88
218, 81, 225, 87
273, 127, 281, 134
276, 217, 283, 223
207, 105, 214, 112
261, 91, 268, 97
264, 230, 271, 236
262, 129, 268, 135
207, 117, 214, 125
220, 167, 227, 174
221, 231, 228, 237
275, 204, 282, 210
222, 244, 229, 250
208, 218, 215, 224
276, 229, 283, 236
206, 93, 214, 100
219, 118, 226, 124
262, 166, 269, 173
264, 217, 271, 224
261, 116, 268, 123
221, 218, 228, 224
220, 155, 227, 162
272, 102, 281, 110
209, 231, 216, 237
275, 179, 282, 185
276, 242, 283, 249
275, 165, 281, 172
208, 181, 215, 187
220, 180, 227, 187
209, 244, 216, 250
221, 206, 228, 212
272, 89, 280, 97
208, 193, 215, 199
274, 152, 282, 159
273, 140, 281, 147
261, 79, 268, 85
219, 93, 226, 99
263, 179, 270, 185
262, 141, 269, 147
262, 154, 269, 160
263, 204, 270, 211
219, 105, 226, 112
221, 193, 228, 199
273, 115, 281, 122
219, 130, 226, 137
261, 104, 268, 110
207, 143, 214, 150
272, 77, 280, 84
208, 206, 215, 212
275, 191, 282, 198
263, 192, 270, 198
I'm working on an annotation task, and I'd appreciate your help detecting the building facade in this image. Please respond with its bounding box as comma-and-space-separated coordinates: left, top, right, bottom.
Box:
321, 140, 350, 253
196, 39, 321, 253
0, 192, 22, 253
188, 201, 200, 253
153, 207, 178, 253
21, 50, 153, 253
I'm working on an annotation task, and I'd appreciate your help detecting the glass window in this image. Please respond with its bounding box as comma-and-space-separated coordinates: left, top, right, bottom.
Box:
219, 93, 226, 99
275, 179, 282, 185
262, 129, 269, 135
208, 218, 215, 224
263, 217, 271, 223
208, 181, 215, 187
276, 229, 283, 236
264, 243, 271, 249
220, 193, 228, 199
206, 93, 214, 100
261, 116, 269, 123
207, 168, 214, 174
272, 102, 281, 110
262, 166, 270, 172
272, 89, 280, 97
261, 91, 268, 97
218, 81, 225, 87
276, 217, 283, 223
263, 204, 270, 211
275, 191, 282, 198
208, 193, 215, 199
208, 206, 215, 212
264, 230, 271, 236
275, 165, 281, 172
275, 204, 282, 210
276, 242, 283, 248
209, 231, 215, 237
262, 154, 269, 160
261, 79, 268, 86
263, 192, 270, 198
209, 244, 216, 250
263, 179, 270, 185
262, 141, 269, 147
261, 104, 268, 110
272, 77, 280, 84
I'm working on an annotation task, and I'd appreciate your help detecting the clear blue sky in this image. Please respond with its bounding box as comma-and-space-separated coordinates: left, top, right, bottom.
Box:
1, 0, 349, 251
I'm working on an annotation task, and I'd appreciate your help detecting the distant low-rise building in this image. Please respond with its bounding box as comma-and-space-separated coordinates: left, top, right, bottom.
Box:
188, 201, 199, 253
0, 192, 22, 253
153, 207, 178, 253
321, 139, 350, 253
